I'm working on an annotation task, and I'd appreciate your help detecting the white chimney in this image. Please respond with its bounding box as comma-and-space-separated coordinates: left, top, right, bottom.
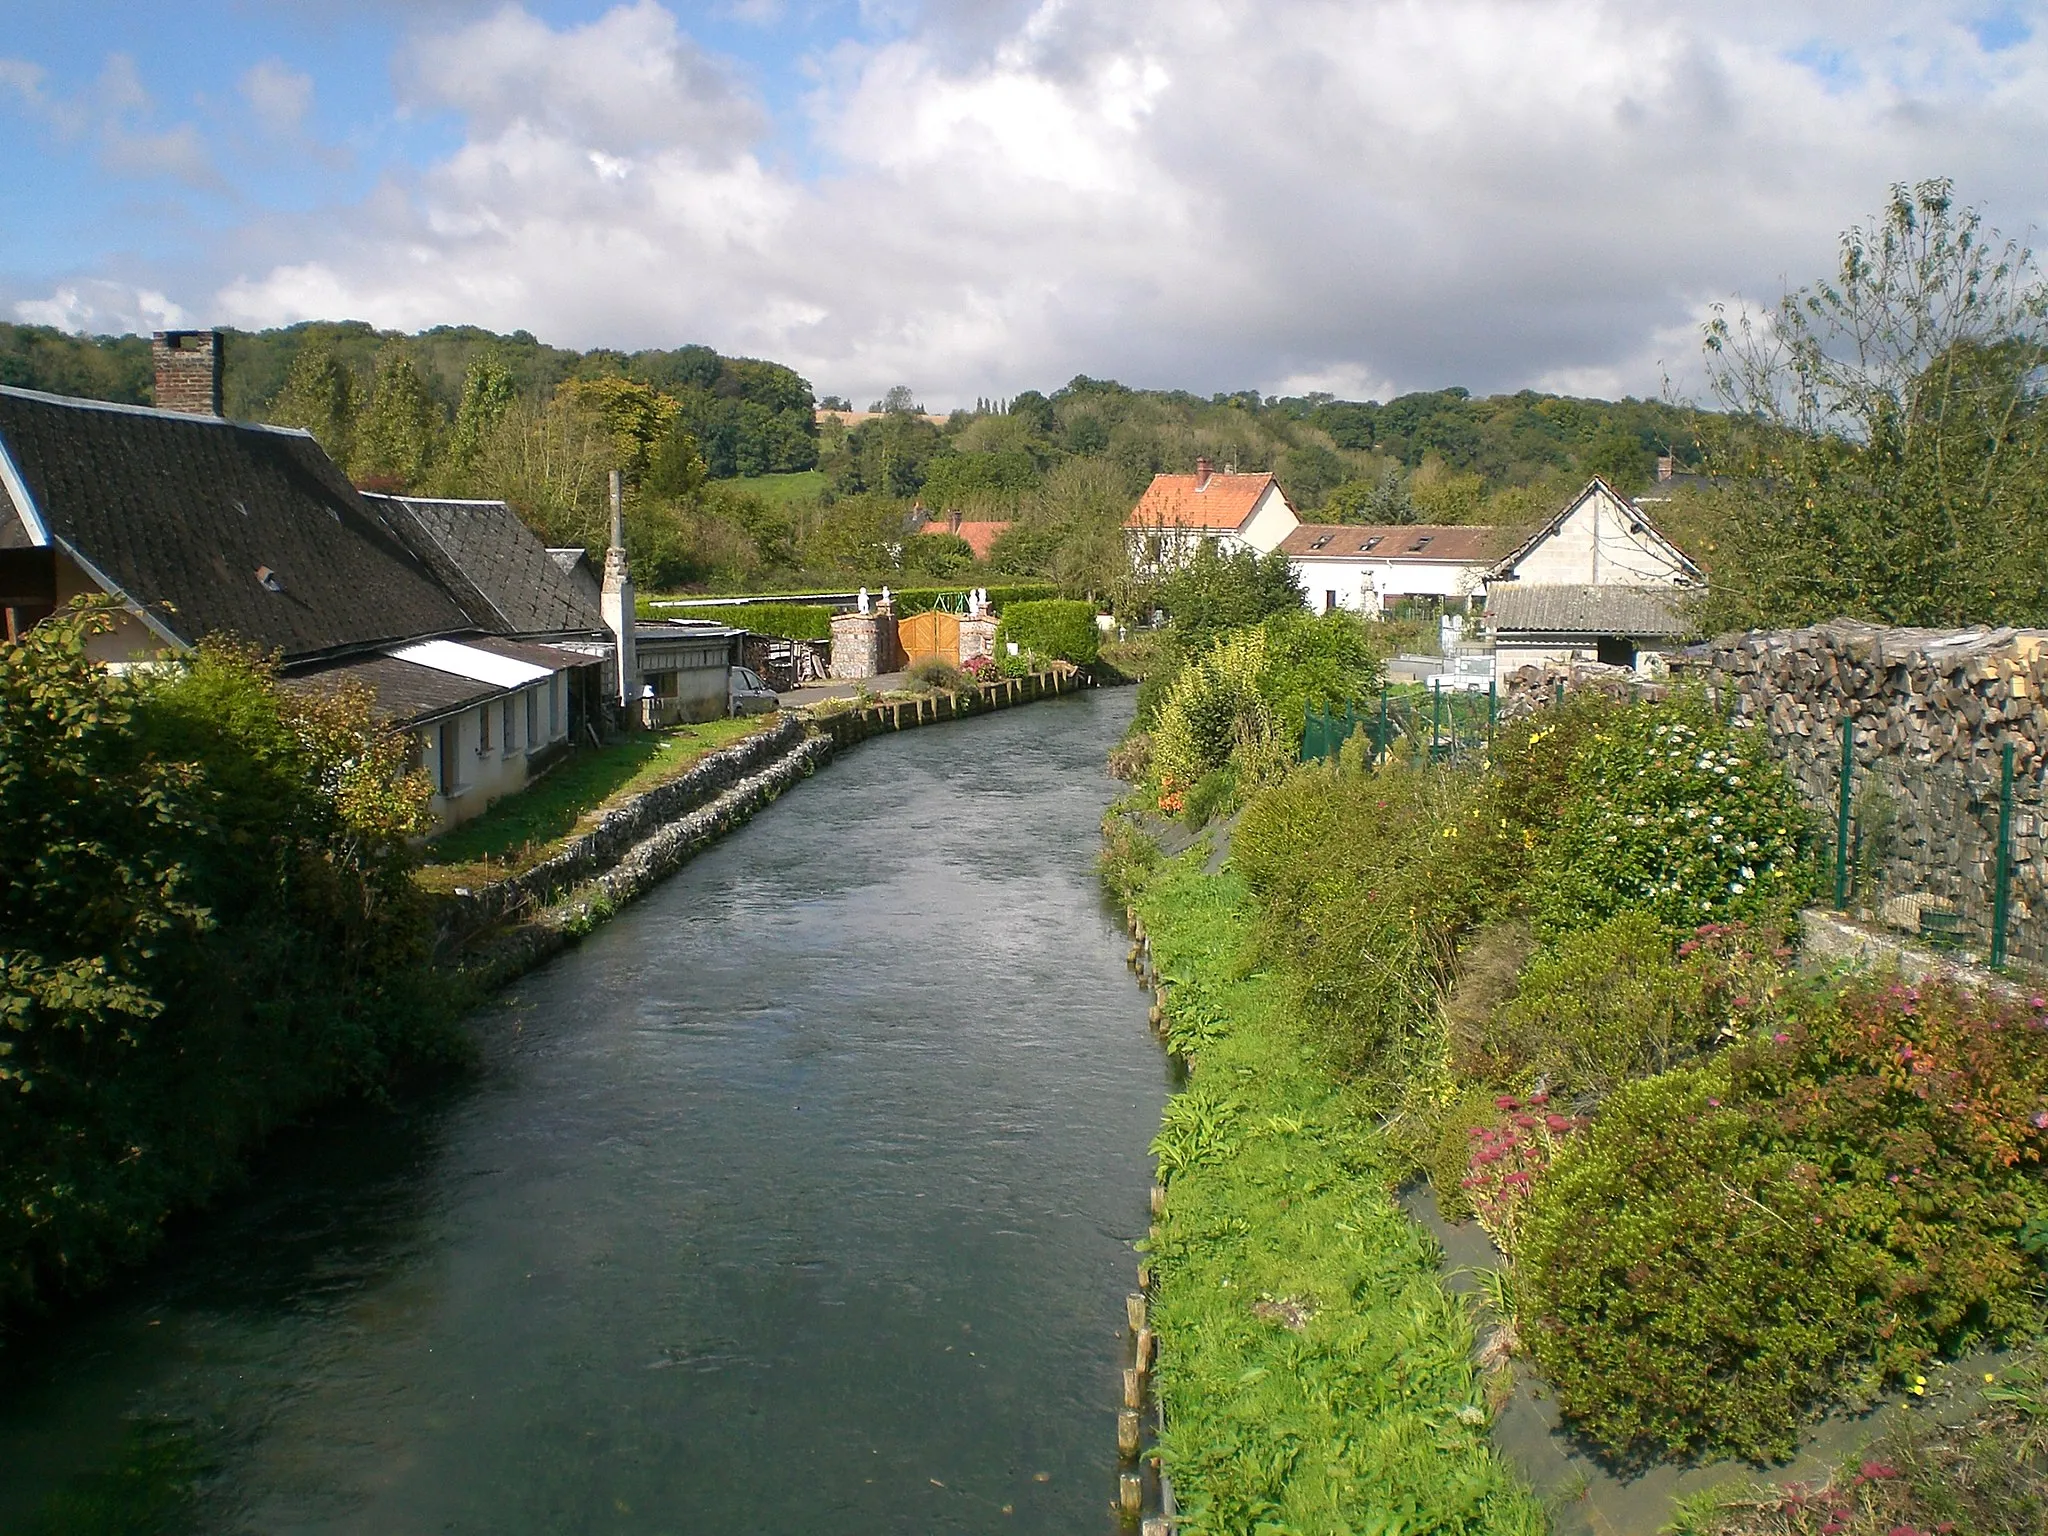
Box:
600, 469, 637, 711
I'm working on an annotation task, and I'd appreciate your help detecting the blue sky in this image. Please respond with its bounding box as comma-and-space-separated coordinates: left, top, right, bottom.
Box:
3, 1, 2045, 406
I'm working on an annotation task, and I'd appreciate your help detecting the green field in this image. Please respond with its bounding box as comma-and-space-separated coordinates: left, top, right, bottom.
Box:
725, 469, 828, 506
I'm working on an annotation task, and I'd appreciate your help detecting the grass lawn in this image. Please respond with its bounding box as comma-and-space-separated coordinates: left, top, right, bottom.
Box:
415, 715, 774, 892
728, 469, 828, 506
1134, 854, 1545, 1536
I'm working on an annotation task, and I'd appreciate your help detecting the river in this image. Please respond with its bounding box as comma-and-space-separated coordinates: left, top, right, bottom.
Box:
0, 688, 1166, 1536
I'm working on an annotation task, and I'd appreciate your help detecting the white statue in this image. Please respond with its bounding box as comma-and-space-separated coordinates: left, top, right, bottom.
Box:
857, 586, 871, 615
880, 585, 892, 611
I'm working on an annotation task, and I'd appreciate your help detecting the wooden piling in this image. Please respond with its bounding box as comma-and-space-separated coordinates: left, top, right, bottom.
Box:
1149, 1184, 1166, 1217
1137, 1262, 1152, 1292
1126, 1292, 1147, 1333
1117, 1408, 1141, 1459
1123, 1367, 1144, 1410
1119, 1471, 1143, 1519
1136, 1326, 1155, 1372
1143, 1519, 1170, 1536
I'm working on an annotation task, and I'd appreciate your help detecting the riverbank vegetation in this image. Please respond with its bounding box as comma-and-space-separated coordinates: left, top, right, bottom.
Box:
1, 608, 467, 1322
1112, 614, 2048, 1526
1132, 858, 1547, 1536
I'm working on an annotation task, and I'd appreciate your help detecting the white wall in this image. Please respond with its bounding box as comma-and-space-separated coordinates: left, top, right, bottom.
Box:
417, 672, 569, 831
1239, 484, 1301, 555
1292, 557, 1486, 614
1504, 485, 1691, 588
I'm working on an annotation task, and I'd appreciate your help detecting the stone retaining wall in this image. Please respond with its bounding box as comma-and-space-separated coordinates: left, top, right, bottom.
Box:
433, 714, 809, 952
805, 666, 1084, 750
461, 734, 834, 988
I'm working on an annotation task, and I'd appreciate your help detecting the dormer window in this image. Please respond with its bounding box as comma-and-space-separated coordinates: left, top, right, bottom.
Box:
1308, 533, 1333, 550
1362, 536, 1383, 551
1409, 535, 1433, 551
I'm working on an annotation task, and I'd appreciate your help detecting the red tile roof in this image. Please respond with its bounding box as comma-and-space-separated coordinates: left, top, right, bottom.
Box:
1280, 523, 1500, 561
917, 519, 1010, 561
1124, 471, 1278, 531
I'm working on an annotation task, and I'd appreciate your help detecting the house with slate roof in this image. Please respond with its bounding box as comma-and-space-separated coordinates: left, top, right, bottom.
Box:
1280, 523, 1501, 617
0, 330, 612, 829
1482, 478, 1704, 670
1123, 457, 1300, 574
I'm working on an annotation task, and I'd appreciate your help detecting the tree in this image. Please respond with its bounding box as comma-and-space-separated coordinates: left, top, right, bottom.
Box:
441, 358, 516, 485
1324, 464, 1415, 524
351, 346, 440, 491
1157, 544, 1305, 653
1701, 178, 2048, 628
267, 342, 359, 466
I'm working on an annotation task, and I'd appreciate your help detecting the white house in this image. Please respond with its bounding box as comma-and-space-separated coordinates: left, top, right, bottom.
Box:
1123, 457, 1300, 574
1483, 478, 1704, 669
1281, 523, 1498, 616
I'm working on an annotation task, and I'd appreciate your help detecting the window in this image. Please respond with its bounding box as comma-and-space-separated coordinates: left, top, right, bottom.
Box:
1308, 533, 1333, 550
1409, 535, 1433, 551
1362, 536, 1383, 551
438, 721, 460, 796
502, 697, 516, 756
526, 687, 540, 748
477, 703, 491, 753
1324, 590, 1338, 613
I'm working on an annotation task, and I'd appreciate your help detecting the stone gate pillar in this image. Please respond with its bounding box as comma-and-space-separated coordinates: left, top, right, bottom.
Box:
830, 610, 898, 680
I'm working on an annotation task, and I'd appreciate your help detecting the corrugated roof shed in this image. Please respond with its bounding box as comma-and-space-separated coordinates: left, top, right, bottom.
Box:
1488, 583, 1693, 636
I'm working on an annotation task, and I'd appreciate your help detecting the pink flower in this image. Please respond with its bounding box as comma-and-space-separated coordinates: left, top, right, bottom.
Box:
1494, 1095, 1519, 1111
1773, 1032, 1791, 1044
1527, 1090, 1550, 1105
1545, 1114, 1573, 1133
2030, 1112, 2048, 1130
1512, 1114, 1538, 1129
1862, 1461, 1899, 1479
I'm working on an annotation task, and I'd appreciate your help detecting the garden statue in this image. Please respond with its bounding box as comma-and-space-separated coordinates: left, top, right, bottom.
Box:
857, 586, 870, 615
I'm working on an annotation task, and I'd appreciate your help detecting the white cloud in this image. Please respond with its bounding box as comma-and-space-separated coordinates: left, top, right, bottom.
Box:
50, 1, 2048, 406
15, 281, 192, 333
241, 59, 315, 137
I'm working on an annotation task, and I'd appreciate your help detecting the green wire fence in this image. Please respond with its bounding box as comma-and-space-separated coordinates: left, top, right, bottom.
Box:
1302, 680, 1499, 768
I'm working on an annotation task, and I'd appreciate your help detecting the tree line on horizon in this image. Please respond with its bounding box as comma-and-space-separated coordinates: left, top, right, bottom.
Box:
4, 178, 2041, 625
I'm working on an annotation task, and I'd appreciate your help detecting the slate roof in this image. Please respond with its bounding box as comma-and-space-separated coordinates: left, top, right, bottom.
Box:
1125, 471, 1281, 531
1487, 584, 1693, 637
283, 652, 501, 726
368, 494, 604, 638
0, 386, 477, 660
1281, 523, 1499, 561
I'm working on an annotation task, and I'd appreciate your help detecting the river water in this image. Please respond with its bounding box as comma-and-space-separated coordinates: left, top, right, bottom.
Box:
0, 689, 1166, 1536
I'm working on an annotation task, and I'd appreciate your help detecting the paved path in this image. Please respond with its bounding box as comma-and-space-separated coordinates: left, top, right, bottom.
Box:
779, 671, 910, 707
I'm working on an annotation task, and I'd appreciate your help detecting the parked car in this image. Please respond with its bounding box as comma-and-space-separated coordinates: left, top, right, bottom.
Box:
728, 665, 779, 716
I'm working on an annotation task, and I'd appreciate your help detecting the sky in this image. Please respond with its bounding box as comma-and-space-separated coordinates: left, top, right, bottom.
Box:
1, 0, 2044, 409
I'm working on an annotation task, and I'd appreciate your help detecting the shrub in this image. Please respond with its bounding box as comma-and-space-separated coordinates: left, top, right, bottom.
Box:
1528, 694, 1816, 936
903, 654, 965, 691
992, 598, 1100, 664
658, 602, 832, 640
1, 610, 462, 1315
1473, 914, 1787, 1100
1523, 976, 2048, 1462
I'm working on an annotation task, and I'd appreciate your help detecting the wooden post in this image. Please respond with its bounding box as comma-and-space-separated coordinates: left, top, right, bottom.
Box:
1117, 1409, 1141, 1459
1123, 1368, 1144, 1409
1127, 1293, 1147, 1333
1143, 1519, 1170, 1536
1149, 1184, 1166, 1217
1137, 1262, 1152, 1292
1136, 1327, 1155, 1372
1119, 1471, 1142, 1519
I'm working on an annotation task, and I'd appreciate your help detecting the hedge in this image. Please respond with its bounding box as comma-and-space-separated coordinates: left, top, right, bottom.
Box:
994, 598, 1101, 664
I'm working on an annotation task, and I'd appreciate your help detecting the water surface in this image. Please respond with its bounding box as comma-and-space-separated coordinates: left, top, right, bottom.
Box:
0, 688, 1164, 1535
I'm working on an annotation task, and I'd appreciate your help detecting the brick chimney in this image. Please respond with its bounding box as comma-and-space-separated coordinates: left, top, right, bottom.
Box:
948, 508, 963, 533
152, 330, 223, 415
1194, 455, 1213, 489
1655, 454, 1676, 482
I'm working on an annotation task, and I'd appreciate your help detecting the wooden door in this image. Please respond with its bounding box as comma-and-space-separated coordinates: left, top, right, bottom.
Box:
897, 610, 959, 667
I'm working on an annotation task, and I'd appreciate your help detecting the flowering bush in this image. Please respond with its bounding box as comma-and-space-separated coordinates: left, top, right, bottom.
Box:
1461, 1090, 1585, 1252
960, 653, 998, 682
1522, 976, 2048, 1462
1530, 696, 1816, 936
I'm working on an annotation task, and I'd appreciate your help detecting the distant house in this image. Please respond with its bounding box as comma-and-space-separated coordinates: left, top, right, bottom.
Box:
0, 331, 606, 829
916, 508, 1010, 562
1281, 523, 1498, 616
1123, 457, 1300, 573
1483, 478, 1704, 669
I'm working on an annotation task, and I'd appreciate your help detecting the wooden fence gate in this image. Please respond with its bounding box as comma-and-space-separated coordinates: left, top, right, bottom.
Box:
897, 610, 960, 667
